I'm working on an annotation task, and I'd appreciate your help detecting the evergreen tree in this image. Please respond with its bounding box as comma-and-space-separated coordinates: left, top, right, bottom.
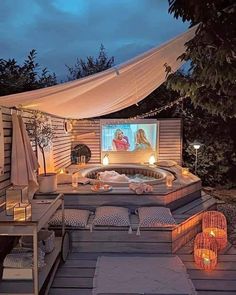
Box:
0, 49, 57, 96
66, 44, 115, 80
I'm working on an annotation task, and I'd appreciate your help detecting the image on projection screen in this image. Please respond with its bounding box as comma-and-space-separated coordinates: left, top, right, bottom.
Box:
102, 123, 157, 152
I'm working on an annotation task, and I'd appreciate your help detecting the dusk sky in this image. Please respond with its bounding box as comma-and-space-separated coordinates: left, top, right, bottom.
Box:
0, 0, 189, 79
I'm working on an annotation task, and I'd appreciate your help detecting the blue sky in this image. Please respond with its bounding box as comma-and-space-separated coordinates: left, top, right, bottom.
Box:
0, 0, 189, 79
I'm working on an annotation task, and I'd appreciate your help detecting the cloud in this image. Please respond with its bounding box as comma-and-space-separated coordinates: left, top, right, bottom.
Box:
0, 0, 189, 79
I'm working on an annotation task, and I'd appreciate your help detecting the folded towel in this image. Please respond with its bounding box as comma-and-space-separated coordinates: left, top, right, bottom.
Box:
129, 182, 153, 194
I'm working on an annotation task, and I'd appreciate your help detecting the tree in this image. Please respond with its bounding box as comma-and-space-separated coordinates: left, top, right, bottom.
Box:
26, 111, 54, 176
66, 44, 115, 80
166, 0, 236, 118
0, 49, 57, 96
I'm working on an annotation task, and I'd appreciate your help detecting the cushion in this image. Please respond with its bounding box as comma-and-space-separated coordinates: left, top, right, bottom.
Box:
49, 209, 90, 227
138, 207, 176, 228
156, 160, 177, 167
93, 206, 130, 227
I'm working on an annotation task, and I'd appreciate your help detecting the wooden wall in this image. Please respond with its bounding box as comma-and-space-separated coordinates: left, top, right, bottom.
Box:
158, 119, 182, 164
0, 107, 71, 204
71, 119, 100, 164
72, 118, 182, 165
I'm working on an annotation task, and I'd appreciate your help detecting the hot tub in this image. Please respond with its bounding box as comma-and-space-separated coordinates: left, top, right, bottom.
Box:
80, 164, 167, 187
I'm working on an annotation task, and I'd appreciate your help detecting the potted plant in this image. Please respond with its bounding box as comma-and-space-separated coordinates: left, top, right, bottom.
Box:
27, 112, 57, 193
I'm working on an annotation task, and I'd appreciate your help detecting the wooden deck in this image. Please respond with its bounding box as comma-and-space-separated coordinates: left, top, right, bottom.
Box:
46, 192, 236, 295
49, 244, 236, 295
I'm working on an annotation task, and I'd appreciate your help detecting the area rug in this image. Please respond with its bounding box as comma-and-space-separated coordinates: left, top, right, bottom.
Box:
93, 256, 197, 295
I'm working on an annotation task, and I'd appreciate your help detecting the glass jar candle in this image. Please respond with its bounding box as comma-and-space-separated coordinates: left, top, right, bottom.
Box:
72, 173, 78, 188
182, 167, 189, 176
166, 175, 173, 189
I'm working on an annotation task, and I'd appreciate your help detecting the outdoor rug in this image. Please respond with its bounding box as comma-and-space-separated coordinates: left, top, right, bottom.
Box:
93, 255, 197, 295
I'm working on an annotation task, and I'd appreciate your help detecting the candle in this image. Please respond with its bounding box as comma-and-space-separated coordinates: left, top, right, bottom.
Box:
72, 173, 78, 188
182, 167, 189, 176
195, 249, 217, 266
13, 203, 32, 221
166, 175, 173, 188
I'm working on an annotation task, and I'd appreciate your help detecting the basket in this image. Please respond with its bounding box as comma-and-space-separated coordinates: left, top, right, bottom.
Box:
20, 230, 55, 254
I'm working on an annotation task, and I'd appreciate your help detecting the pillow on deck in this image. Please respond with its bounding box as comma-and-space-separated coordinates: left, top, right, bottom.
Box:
93, 206, 130, 227
138, 207, 176, 228
49, 209, 90, 227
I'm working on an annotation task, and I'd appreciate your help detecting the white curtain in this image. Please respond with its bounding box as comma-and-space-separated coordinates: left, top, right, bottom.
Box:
0, 26, 196, 119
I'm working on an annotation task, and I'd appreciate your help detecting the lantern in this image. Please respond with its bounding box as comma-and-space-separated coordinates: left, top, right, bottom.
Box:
102, 154, 109, 166
202, 211, 227, 250
72, 173, 78, 188
181, 167, 189, 176
148, 155, 156, 166
6, 186, 28, 216
194, 232, 217, 271
14, 203, 32, 221
166, 175, 173, 189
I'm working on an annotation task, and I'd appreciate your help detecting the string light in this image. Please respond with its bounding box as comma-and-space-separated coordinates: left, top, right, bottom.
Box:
130, 96, 188, 119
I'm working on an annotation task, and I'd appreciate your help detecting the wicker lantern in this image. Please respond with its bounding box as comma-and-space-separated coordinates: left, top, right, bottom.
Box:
194, 232, 218, 271
202, 211, 227, 250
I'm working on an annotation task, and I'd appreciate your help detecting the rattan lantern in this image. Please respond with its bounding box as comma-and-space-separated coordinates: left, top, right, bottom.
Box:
194, 232, 218, 271
202, 211, 227, 250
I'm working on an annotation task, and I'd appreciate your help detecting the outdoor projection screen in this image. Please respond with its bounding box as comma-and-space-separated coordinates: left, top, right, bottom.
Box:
100, 119, 158, 164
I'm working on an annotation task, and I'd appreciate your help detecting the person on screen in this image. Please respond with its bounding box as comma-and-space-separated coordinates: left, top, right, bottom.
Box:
134, 129, 152, 151
112, 129, 130, 151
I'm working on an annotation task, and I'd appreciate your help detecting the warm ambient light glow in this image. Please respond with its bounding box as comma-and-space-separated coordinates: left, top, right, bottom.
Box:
194, 232, 218, 271
182, 167, 189, 176
202, 211, 228, 250
59, 168, 65, 174
166, 175, 173, 188
102, 154, 109, 166
72, 173, 78, 188
13, 203, 32, 221
148, 155, 156, 166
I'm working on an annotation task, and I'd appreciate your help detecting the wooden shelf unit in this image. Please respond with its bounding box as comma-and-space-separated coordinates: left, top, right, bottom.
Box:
0, 193, 64, 295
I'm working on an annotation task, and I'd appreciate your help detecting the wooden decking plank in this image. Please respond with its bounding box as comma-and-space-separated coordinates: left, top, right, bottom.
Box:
52, 277, 93, 288
173, 194, 212, 215
188, 269, 236, 280
62, 259, 97, 268
193, 279, 236, 291
179, 254, 236, 262
183, 261, 236, 270
186, 198, 216, 216
198, 292, 236, 295
71, 241, 172, 253
56, 268, 95, 278
49, 288, 92, 295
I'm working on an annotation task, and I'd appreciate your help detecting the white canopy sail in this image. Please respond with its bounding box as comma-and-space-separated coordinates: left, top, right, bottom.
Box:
0, 26, 196, 119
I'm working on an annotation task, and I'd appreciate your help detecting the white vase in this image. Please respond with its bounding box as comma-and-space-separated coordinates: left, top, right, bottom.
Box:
38, 173, 57, 193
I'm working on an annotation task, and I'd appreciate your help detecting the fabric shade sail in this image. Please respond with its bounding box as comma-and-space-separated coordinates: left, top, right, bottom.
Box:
11, 113, 39, 199
0, 26, 196, 119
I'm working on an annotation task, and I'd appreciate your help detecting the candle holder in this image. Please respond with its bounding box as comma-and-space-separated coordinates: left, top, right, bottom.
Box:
72, 173, 78, 188
166, 175, 173, 189
194, 232, 217, 270
202, 211, 227, 250
181, 167, 189, 176
6, 186, 28, 216
13, 203, 32, 221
